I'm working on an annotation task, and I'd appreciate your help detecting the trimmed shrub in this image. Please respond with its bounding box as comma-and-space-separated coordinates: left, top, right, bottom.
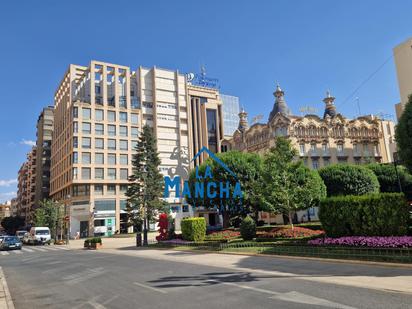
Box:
319, 164, 379, 197
181, 217, 206, 241
319, 193, 408, 237
240, 216, 256, 240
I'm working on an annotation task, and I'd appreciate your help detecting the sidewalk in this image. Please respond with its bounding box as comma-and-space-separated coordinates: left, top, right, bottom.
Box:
0, 267, 14, 309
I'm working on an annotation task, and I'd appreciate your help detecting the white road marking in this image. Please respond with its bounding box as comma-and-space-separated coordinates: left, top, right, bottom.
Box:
43, 246, 58, 251
31, 247, 47, 252
13, 250, 23, 254
63, 267, 105, 285
54, 246, 69, 250
22, 247, 34, 252
133, 282, 168, 294
1, 251, 9, 256
208, 280, 356, 309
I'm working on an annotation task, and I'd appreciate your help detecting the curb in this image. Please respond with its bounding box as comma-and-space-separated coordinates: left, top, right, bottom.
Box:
166, 247, 412, 269
0, 267, 15, 309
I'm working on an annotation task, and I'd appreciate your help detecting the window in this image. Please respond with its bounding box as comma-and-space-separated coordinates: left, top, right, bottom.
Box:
81, 168, 91, 180
95, 85, 101, 95
337, 144, 344, 153
73, 107, 78, 118
94, 185, 103, 196
73, 137, 78, 148
312, 159, 319, 170
107, 153, 116, 165
72, 167, 78, 180
82, 122, 91, 134
119, 112, 127, 123
107, 168, 116, 180
108, 125, 116, 136
95, 123, 104, 135
108, 139, 116, 150
120, 154, 128, 165
322, 144, 328, 153
363, 144, 369, 153
94, 219, 105, 226
120, 185, 128, 193
95, 109, 104, 121
119, 126, 128, 137
72, 185, 90, 197
95, 168, 104, 180
73, 122, 78, 133
95, 138, 104, 149
310, 144, 316, 152
107, 185, 116, 195
120, 168, 128, 180
73, 152, 78, 163
107, 111, 116, 122
119, 140, 128, 150
82, 137, 91, 149
131, 113, 138, 124
82, 152, 91, 164
95, 153, 104, 164
131, 140, 138, 150
323, 158, 330, 166
131, 127, 139, 138
299, 144, 305, 156
82, 108, 91, 120
95, 199, 116, 210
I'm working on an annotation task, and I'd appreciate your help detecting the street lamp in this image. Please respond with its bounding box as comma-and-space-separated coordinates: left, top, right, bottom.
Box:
393, 152, 403, 193
65, 194, 71, 245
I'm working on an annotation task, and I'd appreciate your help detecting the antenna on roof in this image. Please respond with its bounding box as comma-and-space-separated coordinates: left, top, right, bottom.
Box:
251, 114, 263, 125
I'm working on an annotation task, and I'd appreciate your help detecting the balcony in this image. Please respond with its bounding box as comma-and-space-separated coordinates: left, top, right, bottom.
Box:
337, 150, 348, 158
108, 96, 115, 107
353, 151, 362, 158
95, 96, 103, 105
131, 97, 141, 109
119, 96, 127, 108
309, 150, 320, 158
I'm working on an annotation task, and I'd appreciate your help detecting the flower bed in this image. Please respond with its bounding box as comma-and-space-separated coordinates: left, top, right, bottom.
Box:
205, 230, 241, 241
308, 236, 412, 248
257, 226, 324, 239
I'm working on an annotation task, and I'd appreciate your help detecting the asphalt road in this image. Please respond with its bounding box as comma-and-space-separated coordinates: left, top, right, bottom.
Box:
1, 247, 412, 309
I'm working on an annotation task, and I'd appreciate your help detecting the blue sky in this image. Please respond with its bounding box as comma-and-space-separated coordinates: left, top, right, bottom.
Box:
0, 0, 411, 202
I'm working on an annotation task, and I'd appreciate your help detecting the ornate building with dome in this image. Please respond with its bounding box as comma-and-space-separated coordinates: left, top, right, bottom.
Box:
222, 85, 396, 170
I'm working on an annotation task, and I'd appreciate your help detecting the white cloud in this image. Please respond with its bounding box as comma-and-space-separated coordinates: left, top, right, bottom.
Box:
20, 139, 36, 147
0, 179, 17, 187
0, 191, 16, 203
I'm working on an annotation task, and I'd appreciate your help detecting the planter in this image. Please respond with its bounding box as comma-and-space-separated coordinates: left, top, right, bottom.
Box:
84, 242, 102, 250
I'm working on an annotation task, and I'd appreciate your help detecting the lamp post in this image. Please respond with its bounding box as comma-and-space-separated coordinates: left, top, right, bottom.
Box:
393, 152, 403, 193
65, 194, 71, 245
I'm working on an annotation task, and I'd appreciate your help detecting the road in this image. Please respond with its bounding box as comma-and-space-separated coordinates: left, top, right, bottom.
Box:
1, 246, 412, 309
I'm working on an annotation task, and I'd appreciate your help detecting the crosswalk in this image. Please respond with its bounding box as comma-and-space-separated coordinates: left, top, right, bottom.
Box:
1, 245, 70, 256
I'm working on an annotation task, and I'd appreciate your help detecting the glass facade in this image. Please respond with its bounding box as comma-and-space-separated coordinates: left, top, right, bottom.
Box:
221, 94, 240, 137
206, 109, 217, 153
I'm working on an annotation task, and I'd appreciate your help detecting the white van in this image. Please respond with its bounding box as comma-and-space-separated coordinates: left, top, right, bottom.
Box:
25, 227, 51, 245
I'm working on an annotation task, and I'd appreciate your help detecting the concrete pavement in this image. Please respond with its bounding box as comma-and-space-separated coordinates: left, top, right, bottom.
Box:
2, 246, 412, 308
0, 266, 14, 309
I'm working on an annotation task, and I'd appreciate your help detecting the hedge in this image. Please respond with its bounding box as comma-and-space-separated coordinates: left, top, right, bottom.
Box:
319, 193, 408, 237
181, 217, 206, 241
318, 164, 380, 196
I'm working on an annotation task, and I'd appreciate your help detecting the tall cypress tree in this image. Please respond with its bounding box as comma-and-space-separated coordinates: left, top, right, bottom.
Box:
396, 95, 412, 172
126, 124, 166, 245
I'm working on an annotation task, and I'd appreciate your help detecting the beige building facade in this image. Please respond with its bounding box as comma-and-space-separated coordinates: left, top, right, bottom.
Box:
394, 37, 412, 119
49, 61, 225, 236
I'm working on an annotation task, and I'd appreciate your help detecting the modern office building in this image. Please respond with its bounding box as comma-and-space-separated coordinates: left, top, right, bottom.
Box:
49, 61, 225, 236
394, 37, 412, 119
34, 107, 54, 209
221, 94, 241, 138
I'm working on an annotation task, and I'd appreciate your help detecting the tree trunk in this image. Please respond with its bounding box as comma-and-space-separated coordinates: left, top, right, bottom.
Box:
222, 212, 230, 228
288, 212, 294, 230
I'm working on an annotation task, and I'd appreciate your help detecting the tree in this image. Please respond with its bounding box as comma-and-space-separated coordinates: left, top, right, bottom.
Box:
126, 124, 166, 245
396, 94, 412, 172
1, 216, 25, 235
187, 151, 264, 227
318, 164, 380, 197
262, 137, 326, 228
366, 163, 412, 199
34, 199, 64, 240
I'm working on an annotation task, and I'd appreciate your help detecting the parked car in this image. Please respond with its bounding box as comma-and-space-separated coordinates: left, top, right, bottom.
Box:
0, 235, 6, 243
16, 230, 28, 241
0, 236, 22, 250
25, 227, 51, 245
